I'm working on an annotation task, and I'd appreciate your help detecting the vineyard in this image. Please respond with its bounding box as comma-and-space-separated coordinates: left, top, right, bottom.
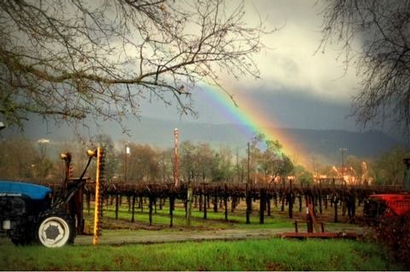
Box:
78, 180, 410, 268
42, 178, 404, 229
2, 150, 410, 270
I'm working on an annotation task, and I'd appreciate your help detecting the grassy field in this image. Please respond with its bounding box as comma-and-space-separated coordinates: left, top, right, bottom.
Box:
88, 199, 363, 233
0, 238, 403, 270
1, 199, 403, 270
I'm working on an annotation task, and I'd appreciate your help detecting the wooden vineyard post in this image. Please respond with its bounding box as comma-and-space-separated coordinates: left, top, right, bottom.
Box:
224, 183, 228, 221
199, 192, 203, 212
246, 183, 251, 224
288, 190, 294, 219
306, 196, 313, 233
203, 183, 207, 219
140, 197, 144, 212
288, 181, 294, 219
342, 191, 347, 216
305, 196, 319, 233
169, 183, 175, 227
213, 186, 219, 213
213, 197, 218, 212
267, 194, 271, 216
333, 194, 339, 223
318, 189, 323, 214
347, 190, 356, 222
259, 188, 266, 224
281, 191, 285, 212
93, 147, 104, 245
131, 194, 136, 223
231, 197, 236, 213
127, 196, 131, 212
169, 193, 175, 227
186, 181, 193, 226
115, 194, 119, 220
149, 195, 154, 226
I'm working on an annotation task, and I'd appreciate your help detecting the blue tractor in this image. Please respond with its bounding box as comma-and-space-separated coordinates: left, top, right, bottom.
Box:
0, 152, 94, 247
0, 181, 76, 247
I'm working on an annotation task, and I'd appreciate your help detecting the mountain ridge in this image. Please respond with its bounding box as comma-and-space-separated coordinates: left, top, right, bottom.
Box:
1, 116, 405, 165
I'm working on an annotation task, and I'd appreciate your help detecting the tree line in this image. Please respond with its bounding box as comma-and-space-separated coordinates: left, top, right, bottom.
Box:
0, 133, 408, 187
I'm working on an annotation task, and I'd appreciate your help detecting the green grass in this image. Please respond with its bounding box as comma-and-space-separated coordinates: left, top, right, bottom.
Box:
96, 207, 296, 232
95, 202, 357, 233
0, 238, 402, 270
0, 200, 402, 270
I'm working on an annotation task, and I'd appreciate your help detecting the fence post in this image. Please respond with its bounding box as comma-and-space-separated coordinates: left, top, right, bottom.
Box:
259, 187, 266, 224
115, 194, 119, 220
169, 194, 175, 227
246, 183, 251, 224
186, 182, 193, 226
149, 195, 154, 226
224, 183, 228, 221
131, 193, 136, 223
203, 183, 208, 220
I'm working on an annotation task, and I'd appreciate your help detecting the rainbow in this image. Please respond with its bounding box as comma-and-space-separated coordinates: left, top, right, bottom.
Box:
198, 83, 309, 168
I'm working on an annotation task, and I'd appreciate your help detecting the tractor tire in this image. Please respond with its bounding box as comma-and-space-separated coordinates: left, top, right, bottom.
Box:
37, 216, 75, 248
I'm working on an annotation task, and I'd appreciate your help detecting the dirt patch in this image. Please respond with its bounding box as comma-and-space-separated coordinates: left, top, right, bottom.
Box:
266, 262, 286, 271
85, 215, 238, 234
76, 228, 284, 245
75, 225, 365, 246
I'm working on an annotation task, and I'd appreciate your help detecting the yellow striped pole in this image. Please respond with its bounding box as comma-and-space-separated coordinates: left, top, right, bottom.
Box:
93, 148, 104, 245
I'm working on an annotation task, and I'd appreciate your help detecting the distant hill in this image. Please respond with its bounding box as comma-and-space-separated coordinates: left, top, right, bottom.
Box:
2, 116, 406, 164
125, 118, 404, 164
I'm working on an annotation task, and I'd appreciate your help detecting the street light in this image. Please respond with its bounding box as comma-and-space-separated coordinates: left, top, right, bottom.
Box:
37, 138, 50, 160
339, 148, 347, 184
174, 128, 178, 187
124, 143, 130, 183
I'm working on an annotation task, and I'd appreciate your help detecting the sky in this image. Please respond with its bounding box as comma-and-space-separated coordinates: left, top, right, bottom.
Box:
3, 0, 375, 143
2, 0, 404, 169
138, 0, 362, 132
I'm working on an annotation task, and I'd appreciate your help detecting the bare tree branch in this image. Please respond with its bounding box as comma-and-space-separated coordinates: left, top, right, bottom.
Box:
319, 0, 410, 135
0, 0, 269, 133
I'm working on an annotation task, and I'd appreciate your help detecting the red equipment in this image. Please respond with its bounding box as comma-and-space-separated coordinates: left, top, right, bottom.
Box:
366, 194, 410, 217
364, 158, 410, 219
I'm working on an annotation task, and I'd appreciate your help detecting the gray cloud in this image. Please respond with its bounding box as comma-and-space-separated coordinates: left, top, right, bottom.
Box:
228, 0, 360, 103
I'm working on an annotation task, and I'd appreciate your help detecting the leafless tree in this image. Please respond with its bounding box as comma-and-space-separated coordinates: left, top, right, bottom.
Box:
0, 0, 267, 132
319, 0, 410, 134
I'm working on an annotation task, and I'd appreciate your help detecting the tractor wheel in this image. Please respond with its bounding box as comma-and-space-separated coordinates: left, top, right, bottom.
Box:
37, 216, 75, 248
